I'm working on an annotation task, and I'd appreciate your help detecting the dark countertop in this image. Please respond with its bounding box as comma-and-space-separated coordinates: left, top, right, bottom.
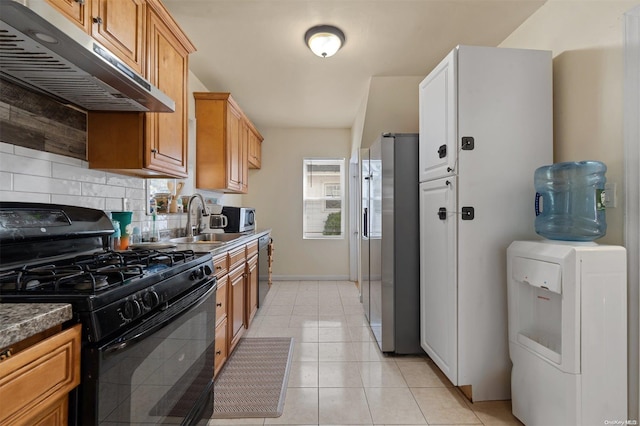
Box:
0, 303, 72, 349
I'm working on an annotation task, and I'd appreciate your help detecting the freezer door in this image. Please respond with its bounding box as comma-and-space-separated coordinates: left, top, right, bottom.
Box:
360, 149, 371, 321
368, 140, 383, 344
419, 48, 457, 182
419, 176, 458, 384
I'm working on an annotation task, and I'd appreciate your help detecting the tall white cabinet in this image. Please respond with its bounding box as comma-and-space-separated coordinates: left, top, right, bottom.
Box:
418, 45, 553, 401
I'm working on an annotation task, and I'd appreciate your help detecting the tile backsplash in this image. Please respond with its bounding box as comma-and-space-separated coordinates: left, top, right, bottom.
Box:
0, 142, 184, 238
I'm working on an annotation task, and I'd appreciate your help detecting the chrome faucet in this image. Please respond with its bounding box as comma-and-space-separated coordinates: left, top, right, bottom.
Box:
185, 194, 210, 237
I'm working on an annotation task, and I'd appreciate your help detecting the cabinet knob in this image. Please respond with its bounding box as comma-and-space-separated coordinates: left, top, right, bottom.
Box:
75, 0, 85, 4
216, 350, 222, 355
92, 16, 103, 25
151, 149, 158, 154
216, 302, 222, 307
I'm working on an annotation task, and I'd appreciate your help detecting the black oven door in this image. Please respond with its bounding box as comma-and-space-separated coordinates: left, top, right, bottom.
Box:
74, 278, 216, 426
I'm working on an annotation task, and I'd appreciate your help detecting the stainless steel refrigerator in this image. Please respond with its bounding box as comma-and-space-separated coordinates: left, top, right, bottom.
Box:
360, 133, 422, 354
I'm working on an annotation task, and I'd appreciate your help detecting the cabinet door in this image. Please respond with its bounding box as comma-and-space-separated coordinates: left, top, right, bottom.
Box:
248, 128, 262, 169
226, 104, 244, 192
419, 177, 457, 384
46, 0, 90, 32
228, 266, 245, 353
419, 48, 457, 182
214, 319, 227, 378
91, 0, 145, 74
30, 396, 68, 426
145, 7, 189, 177
240, 120, 249, 193
246, 254, 258, 327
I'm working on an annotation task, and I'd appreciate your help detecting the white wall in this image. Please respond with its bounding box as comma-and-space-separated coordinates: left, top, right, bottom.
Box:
500, 0, 639, 419
351, 86, 369, 160
243, 127, 351, 280
625, 6, 640, 418
500, 0, 636, 247
360, 76, 423, 149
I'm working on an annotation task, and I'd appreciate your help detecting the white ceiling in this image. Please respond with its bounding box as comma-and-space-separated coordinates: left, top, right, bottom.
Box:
163, 0, 547, 130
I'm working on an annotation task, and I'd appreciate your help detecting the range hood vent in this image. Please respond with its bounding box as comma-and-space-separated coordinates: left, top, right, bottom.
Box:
0, 0, 175, 112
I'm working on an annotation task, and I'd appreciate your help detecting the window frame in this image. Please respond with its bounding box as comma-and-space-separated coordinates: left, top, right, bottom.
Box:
302, 158, 345, 239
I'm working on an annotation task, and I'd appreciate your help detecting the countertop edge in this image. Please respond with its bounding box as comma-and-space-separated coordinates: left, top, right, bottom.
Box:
0, 303, 73, 348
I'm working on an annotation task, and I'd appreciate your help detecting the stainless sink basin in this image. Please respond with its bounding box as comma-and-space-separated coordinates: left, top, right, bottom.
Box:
169, 233, 247, 244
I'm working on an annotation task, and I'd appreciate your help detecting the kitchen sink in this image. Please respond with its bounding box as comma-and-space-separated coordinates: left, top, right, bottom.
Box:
169, 233, 247, 244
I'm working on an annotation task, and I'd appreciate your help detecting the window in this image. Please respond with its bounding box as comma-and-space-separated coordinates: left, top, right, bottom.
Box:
303, 158, 345, 239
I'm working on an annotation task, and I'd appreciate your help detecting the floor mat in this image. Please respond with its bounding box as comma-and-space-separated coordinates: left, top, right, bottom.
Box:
212, 337, 294, 418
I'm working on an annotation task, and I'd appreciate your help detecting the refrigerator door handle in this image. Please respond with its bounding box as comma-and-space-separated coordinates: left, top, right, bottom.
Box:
363, 207, 368, 237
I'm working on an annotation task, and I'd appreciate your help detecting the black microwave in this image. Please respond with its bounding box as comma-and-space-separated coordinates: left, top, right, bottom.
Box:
221, 207, 255, 232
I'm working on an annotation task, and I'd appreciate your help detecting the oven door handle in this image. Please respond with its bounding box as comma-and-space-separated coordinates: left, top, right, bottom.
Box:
103, 279, 216, 355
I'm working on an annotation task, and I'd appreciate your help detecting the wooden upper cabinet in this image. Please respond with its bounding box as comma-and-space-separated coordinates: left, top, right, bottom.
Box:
228, 102, 245, 192
195, 93, 262, 193
247, 121, 263, 169
87, 0, 195, 178
46, 0, 91, 33
144, 0, 192, 176
47, 0, 145, 74
91, 0, 145, 74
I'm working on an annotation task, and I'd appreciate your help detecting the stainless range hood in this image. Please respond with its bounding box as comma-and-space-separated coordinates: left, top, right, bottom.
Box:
0, 0, 175, 112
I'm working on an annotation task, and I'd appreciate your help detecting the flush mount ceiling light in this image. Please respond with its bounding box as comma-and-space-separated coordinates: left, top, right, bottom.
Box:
304, 25, 345, 58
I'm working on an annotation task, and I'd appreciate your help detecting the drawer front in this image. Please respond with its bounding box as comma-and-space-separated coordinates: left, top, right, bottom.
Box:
214, 318, 228, 378
0, 324, 81, 426
31, 395, 68, 426
246, 240, 258, 258
216, 274, 228, 325
228, 246, 246, 270
213, 253, 229, 279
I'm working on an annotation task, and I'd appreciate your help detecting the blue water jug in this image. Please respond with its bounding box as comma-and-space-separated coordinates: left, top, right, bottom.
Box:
534, 161, 607, 241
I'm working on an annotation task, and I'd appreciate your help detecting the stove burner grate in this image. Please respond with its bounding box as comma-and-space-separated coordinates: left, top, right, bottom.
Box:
0, 249, 201, 294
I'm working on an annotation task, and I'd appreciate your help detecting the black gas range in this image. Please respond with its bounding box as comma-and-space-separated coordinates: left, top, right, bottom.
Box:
0, 202, 216, 425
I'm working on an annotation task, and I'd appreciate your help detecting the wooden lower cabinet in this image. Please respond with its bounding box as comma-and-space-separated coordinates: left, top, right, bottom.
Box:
214, 272, 228, 378
212, 235, 268, 375
228, 264, 246, 354
246, 254, 258, 327
28, 396, 68, 426
214, 318, 228, 378
0, 324, 81, 426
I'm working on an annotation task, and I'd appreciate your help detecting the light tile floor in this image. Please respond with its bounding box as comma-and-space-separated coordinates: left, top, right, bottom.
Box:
209, 280, 523, 426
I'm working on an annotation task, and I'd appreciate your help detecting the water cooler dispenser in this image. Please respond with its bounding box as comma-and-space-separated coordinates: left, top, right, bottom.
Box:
507, 240, 627, 425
